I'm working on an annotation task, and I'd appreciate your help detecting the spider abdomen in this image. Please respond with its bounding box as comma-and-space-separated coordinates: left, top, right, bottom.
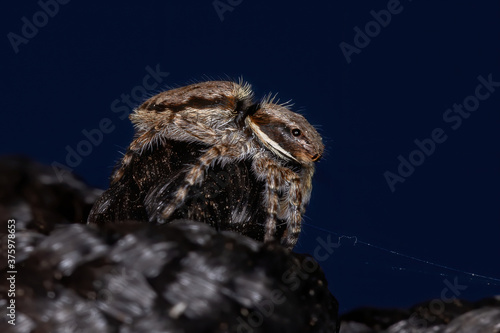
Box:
89, 141, 289, 242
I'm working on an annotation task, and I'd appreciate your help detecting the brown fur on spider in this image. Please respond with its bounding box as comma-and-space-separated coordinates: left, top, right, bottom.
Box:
88, 80, 324, 249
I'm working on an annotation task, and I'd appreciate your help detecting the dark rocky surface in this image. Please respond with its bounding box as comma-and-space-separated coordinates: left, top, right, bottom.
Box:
340, 297, 500, 332
1, 221, 339, 332
0, 156, 102, 233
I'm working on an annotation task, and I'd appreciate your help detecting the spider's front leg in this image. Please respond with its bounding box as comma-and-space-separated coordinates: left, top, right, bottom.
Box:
281, 177, 305, 249
263, 166, 281, 243
253, 155, 299, 247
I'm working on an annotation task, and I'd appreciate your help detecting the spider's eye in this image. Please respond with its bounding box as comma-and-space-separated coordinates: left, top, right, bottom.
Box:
291, 128, 302, 137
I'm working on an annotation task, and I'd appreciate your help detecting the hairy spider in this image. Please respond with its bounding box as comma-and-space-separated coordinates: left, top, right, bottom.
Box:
88, 80, 324, 249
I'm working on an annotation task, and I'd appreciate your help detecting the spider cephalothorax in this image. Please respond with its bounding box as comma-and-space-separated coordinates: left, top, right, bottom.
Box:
88, 80, 324, 249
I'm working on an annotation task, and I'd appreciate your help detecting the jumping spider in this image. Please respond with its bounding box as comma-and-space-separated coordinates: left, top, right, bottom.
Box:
88, 80, 324, 249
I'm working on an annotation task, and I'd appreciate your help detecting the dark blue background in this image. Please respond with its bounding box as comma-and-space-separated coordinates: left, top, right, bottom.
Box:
2, 0, 499, 313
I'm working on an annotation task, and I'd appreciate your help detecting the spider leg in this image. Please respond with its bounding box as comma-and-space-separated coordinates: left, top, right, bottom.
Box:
253, 157, 289, 243
160, 145, 231, 221
263, 167, 280, 243
281, 177, 304, 249
257, 161, 305, 249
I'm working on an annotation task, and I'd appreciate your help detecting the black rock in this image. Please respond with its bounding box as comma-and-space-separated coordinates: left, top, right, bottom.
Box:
1, 221, 340, 332
340, 297, 500, 332
0, 155, 102, 233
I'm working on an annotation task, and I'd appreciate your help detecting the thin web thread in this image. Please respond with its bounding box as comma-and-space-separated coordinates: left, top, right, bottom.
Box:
303, 222, 500, 285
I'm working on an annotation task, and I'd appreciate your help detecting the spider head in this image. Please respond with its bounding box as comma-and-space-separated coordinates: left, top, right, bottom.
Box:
247, 103, 324, 165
